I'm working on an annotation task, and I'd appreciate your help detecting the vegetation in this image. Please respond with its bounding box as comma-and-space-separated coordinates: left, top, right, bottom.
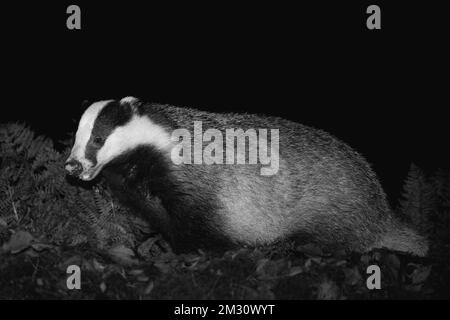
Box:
1, 123, 449, 299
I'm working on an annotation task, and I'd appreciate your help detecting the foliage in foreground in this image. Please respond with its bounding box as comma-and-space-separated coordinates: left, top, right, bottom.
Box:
0, 123, 449, 299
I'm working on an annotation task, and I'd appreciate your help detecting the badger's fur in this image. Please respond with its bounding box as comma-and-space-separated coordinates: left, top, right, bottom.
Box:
65, 97, 428, 256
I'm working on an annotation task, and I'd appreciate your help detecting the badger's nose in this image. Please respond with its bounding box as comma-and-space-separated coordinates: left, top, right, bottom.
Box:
65, 159, 83, 176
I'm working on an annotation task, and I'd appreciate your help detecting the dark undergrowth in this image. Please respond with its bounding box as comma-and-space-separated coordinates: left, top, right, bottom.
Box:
1, 123, 450, 300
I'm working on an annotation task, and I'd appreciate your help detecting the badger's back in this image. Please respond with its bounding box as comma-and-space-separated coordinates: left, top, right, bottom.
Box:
112, 103, 428, 256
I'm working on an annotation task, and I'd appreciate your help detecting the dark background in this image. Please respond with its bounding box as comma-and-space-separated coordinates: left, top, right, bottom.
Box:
2, 1, 448, 204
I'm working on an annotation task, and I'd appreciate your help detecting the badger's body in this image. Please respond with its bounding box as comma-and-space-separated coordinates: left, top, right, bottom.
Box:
66, 97, 428, 256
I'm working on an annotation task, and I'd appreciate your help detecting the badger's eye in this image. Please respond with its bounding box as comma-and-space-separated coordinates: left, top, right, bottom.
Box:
93, 136, 103, 145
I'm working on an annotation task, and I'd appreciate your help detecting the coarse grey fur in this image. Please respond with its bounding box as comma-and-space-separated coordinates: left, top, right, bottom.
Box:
69, 98, 429, 256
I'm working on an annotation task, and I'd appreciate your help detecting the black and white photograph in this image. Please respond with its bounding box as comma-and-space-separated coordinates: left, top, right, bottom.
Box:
1, 0, 449, 310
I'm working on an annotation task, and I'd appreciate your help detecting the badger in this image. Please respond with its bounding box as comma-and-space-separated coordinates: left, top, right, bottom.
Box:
65, 97, 428, 256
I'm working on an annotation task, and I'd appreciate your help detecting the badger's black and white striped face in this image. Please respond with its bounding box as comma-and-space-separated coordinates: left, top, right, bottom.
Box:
65, 97, 171, 181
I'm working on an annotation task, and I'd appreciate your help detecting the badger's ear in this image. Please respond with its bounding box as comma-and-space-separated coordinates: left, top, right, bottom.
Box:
120, 96, 140, 113
120, 96, 139, 105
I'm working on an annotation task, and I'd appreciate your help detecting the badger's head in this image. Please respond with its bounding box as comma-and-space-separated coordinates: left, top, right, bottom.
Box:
65, 97, 171, 181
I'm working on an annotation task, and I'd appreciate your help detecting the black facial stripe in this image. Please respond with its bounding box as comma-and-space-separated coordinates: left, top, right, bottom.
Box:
85, 139, 98, 166
84, 100, 134, 166
94, 100, 133, 134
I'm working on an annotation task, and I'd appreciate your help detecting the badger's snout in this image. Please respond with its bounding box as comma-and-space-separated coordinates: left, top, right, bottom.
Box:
65, 159, 83, 176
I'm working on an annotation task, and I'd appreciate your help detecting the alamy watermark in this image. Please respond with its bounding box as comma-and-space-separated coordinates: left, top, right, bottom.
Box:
66, 5, 381, 31
170, 121, 279, 176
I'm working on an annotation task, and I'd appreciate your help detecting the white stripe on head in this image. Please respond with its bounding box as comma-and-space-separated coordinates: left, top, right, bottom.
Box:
70, 100, 112, 169
96, 114, 172, 165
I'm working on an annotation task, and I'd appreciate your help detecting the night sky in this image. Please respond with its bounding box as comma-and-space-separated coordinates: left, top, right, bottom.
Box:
2, 2, 449, 204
